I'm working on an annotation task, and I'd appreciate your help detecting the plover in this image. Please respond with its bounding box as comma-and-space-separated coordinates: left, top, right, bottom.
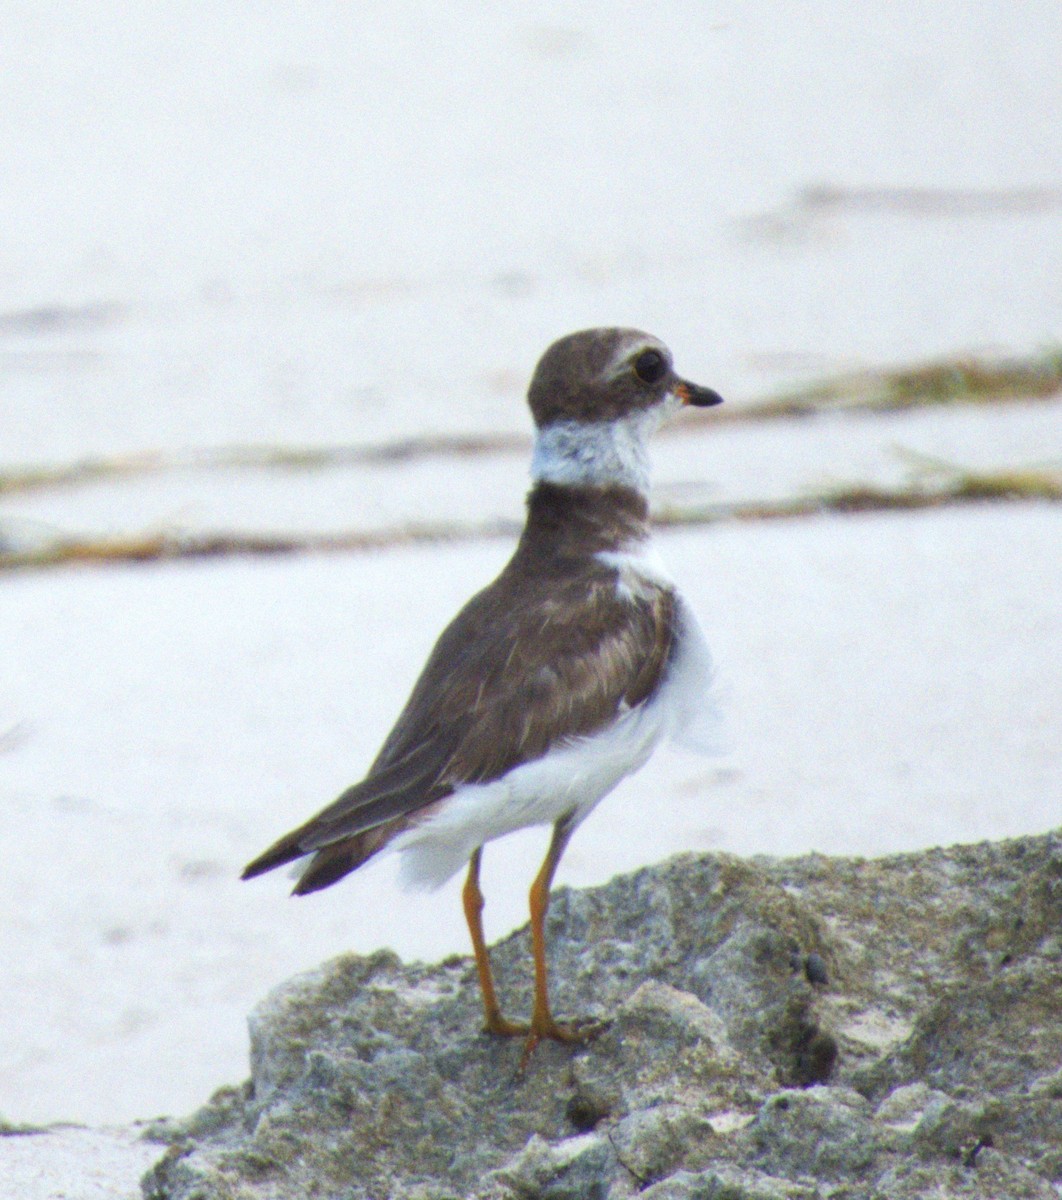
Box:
243, 327, 723, 1059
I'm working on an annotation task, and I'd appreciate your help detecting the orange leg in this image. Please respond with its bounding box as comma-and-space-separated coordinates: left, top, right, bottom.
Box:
462, 847, 526, 1037
520, 815, 593, 1067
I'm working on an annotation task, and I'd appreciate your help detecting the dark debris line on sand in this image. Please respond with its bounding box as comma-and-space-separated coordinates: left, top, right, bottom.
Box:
3, 462, 1061, 572
1, 346, 1059, 500
3, 344, 1060, 572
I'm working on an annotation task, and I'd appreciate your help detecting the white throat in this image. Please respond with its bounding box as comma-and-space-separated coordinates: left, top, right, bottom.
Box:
530, 413, 660, 493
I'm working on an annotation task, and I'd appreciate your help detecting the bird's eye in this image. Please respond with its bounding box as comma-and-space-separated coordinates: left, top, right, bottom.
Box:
633, 349, 666, 384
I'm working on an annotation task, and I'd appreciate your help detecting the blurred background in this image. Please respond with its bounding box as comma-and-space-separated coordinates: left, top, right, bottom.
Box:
1, 2, 1060, 1128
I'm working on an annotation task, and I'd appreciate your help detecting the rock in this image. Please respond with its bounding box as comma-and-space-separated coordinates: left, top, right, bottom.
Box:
746, 1087, 879, 1180
142, 831, 1062, 1199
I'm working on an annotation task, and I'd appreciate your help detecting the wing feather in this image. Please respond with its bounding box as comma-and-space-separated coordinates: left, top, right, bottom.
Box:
242, 556, 675, 889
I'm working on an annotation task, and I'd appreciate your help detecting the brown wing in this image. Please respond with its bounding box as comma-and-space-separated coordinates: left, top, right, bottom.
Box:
240, 733, 458, 883
242, 556, 674, 891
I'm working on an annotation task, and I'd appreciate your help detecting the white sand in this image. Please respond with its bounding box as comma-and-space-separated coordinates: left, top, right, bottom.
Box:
3, 504, 1059, 1134
0, 1126, 158, 1200
1, 2, 1061, 1195
3, 3, 1060, 467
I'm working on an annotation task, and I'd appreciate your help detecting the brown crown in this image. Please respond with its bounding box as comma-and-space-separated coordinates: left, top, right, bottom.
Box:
526, 327, 673, 428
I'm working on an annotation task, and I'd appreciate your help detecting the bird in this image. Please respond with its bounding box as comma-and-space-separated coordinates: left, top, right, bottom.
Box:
243, 327, 724, 1061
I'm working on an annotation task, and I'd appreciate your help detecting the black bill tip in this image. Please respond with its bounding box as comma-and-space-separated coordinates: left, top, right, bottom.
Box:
675, 380, 724, 408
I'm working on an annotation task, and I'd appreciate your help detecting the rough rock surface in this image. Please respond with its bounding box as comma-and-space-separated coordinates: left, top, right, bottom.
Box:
143, 832, 1061, 1199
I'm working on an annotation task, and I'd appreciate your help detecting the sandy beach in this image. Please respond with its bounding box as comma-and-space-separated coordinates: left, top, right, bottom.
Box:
1, 3, 1060, 1195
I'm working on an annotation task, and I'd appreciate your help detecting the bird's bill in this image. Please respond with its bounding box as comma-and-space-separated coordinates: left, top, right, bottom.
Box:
674, 380, 724, 408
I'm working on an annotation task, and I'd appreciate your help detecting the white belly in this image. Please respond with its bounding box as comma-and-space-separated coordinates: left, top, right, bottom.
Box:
393, 597, 718, 890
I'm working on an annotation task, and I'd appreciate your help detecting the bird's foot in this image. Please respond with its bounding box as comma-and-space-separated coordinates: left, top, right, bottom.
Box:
517, 1014, 606, 1071
481, 1005, 607, 1069
482, 1010, 530, 1038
